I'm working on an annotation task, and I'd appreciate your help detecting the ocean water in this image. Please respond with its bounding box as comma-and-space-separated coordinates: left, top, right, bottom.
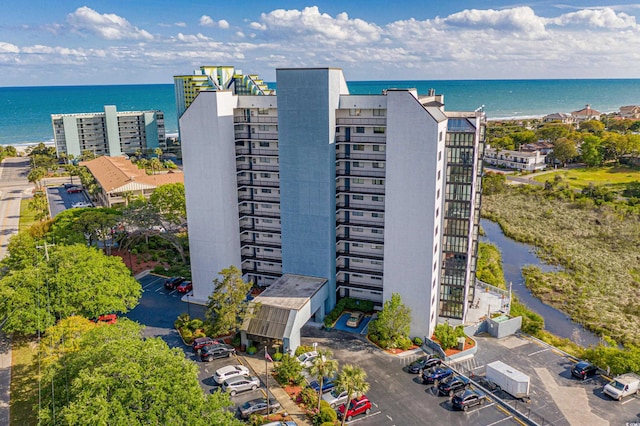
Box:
1, 79, 639, 146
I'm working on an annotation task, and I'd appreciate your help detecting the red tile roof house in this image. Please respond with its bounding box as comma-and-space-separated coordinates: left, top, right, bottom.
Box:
80, 156, 184, 208
571, 104, 602, 123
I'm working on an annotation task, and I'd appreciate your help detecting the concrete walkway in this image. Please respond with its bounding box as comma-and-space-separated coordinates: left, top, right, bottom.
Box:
240, 354, 311, 426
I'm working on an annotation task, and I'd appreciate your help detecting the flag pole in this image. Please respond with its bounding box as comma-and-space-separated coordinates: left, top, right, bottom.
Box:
265, 345, 270, 419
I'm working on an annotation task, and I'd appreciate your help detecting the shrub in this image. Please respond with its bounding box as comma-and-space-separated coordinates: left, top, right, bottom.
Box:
295, 345, 314, 357
153, 265, 166, 274
193, 330, 206, 339
313, 400, 337, 425
274, 353, 303, 386
297, 386, 318, 408
231, 333, 242, 347
181, 329, 193, 344
434, 323, 465, 351
413, 337, 423, 346
273, 351, 283, 362
396, 336, 413, 351
174, 313, 190, 329
247, 346, 257, 355
188, 318, 204, 331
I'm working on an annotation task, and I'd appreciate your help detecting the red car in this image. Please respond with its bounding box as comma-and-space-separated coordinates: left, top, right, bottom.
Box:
338, 396, 371, 422
66, 187, 83, 193
94, 314, 117, 324
176, 280, 192, 293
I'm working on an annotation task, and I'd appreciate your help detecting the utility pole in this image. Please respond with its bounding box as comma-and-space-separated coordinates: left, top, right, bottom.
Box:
36, 241, 55, 262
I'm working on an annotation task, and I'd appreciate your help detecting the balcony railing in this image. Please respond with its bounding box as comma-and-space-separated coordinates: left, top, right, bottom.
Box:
335, 168, 385, 178
238, 209, 281, 219
241, 266, 282, 278
336, 265, 384, 276
234, 115, 278, 124
335, 185, 385, 195
335, 280, 383, 292
236, 163, 280, 172
335, 135, 386, 144
335, 233, 384, 244
237, 179, 280, 188
335, 152, 386, 161
335, 201, 385, 212
234, 131, 278, 140
235, 148, 279, 157
335, 118, 386, 126
239, 223, 281, 233
336, 250, 384, 261
239, 239, 282, 249
241, 253, 283, 262
238, 194, 280, 203
336, 217, 384, 229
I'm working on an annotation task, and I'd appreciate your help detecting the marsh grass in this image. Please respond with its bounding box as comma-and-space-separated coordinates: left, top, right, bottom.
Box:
533, 166, 640, 191
482, 185, 640, 346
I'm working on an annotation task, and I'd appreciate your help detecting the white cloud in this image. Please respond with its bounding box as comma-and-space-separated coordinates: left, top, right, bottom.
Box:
548, 8, 637, 29
175, 22, 187, 28
67, 6, 153, 40
218, 19, 230, 29
175, 33, 212, 43
0, 42, 20, 53
199, 15, 215, 27
443, 7, 547, 37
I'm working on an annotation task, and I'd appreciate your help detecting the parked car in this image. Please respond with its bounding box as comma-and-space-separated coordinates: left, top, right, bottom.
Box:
571, 361, 598, 380
71, 201, 92, 208
438, 375, 470, 396
407, 354, 442, 374
337, 395, 372, 422
164, 276, 185, 290
176, 280, 193, 293
603, 373, 640, 401
63, 183, 78, 189
237, 398, 281, 419
262, 422, 298, 426
93, 314, 117, 324
422, 367, 454, 385
346, 311, 364, 328
322, 389, 349, 409
192, 337, 220, 353
309, 376, 335, 393
66, 186, 83, 194
213, 364, 250, 384
222, 375, 260, 396
296, 351, 318, 368
452, 389, 487, 411
201, 344, 236, 362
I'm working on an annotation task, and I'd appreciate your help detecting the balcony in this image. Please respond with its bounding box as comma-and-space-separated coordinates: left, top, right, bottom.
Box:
336, 264, 383, 276
335, 135, 386, 144
336, 217, 384, 229
335, 117, 386, 126
237, 179, 280, 188
335, 168, 385, 178
336, 250, 384, 261
239, 238, 282, 249
335, 185, 385, 196
335, 201, 384, 212
335, 151, 386, 161
335, 232, 384, 244
335, 280, 383, 292
235, 148, 279, 157
234, 131, 278, 140
238, 209, 281, 219
238, 193, 280, 203
234, 115, 278, 124
241, 253, 283, 262
239, 223, 281, 233
241, 266, 282, 278
236, 163, 280, 172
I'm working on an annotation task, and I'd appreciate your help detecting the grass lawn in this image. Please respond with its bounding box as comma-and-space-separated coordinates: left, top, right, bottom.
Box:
18, 198, 37, 232
10, 337, 38, 425
533, 166, 640, 190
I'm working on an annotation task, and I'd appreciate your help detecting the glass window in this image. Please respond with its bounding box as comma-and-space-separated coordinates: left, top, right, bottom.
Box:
355, 127, 365, 133
373, 127, 385, 134
373, 109, 385, 116
349, 109, 361, 116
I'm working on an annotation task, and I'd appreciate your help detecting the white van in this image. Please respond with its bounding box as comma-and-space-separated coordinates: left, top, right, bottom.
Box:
603, 373, 640, 400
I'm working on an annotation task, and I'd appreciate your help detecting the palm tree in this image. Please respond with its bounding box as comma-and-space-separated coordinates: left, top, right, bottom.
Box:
334, 364, 370, 426
309, 349, 339, 411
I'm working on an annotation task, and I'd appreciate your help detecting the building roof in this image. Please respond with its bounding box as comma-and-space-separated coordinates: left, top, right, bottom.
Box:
572, 104, 602, 117
80, 156, 184, 193
253, 274, 328, 311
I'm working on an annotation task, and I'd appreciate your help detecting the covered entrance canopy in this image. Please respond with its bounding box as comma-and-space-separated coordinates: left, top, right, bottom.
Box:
240, 274, 328, 352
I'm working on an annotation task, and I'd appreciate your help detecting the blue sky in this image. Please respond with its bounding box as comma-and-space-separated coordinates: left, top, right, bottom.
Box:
2, 1, 640, 86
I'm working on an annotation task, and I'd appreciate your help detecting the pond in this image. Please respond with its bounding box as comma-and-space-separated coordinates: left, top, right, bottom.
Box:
480, 219, 602, 347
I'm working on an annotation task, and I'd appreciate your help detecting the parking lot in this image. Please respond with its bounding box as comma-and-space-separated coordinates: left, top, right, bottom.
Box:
46, 184, 92, 217
126, 274, 279, 418
126, 275, 640, 425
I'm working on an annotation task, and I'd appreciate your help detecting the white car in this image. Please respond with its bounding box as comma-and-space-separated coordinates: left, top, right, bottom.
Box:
214, 364, 250, 385
71, 201, 92, 208
322, 388, 349, 409
296, 351, 318, 368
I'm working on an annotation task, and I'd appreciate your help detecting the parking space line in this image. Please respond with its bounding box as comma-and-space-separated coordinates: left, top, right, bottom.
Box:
346, 411, 382, 424
528, 348, 549, 356
484, 415, 513, 426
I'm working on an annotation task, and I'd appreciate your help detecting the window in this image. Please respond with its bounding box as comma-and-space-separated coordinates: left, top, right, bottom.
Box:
371, 229, 383, 234
353, 227, 364, 232
372, 260, 383, 265
261, 188, 272, 193
349, 109, 361, 116
373, 109, 385, 116
258, 125, 269, 131
437, 189, 440, 199
259, 141, 270, 147
261, 204, 272, 209
259, 157, 271, 163
352, 259, 363, 263
352, 195, 364, 200
352, 211, 364, 216
437, 170, 441, 181
353, 144, 365, 151
352, 161, 363, 168
261, 173, 270, 178
352, 243, 363, 248
352, 178, 365, 184
372, 196, 383, 202
263, 219, 273, 223
372, 213, 383, 218
373, 162, 384, 168
355, 127, 365, 134
373, 127, 385, 134
258, 108, 269, 115
372, 145, 385, 152
438, 151, 442, 161
372, 179, 384, 185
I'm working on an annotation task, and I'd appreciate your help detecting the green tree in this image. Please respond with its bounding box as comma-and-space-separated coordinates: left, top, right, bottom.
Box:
537, 124, 571, 143
149, 182, 186, 226
29, 192, 49, 221
368, 293, 411, 349
551, 137, 578, 165
206, 266, 253, 337
79, 149, 96, 161
510, 130, 537, 149
580, 135, 604, 167
27, 166, 47, 190
309, 349, 339, 411
0, 244, 141, 335
434, 322, 465, 350
334, 365, 370, 426
482, 172, 507, 195
149, 157, 162, 175
38, 319, 242, 426
0, 232, 40, 270
72, 210, 121, 254
273, 353, 304, 386
579, 120, 605, 135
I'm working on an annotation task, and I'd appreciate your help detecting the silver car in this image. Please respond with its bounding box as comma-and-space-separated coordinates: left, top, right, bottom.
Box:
221, 375, 260, 396
322, 388, 349, 408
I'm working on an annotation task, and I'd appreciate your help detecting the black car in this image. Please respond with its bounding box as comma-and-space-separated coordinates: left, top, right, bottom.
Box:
452, 389, 487, 411
571, 361, 598, 380
237, 398, 281, 419
422, 367, 454, 385
164, 276, 185, 290
200, 344, 236, 362
407, 355, 442, 374
437, 375, 470, 396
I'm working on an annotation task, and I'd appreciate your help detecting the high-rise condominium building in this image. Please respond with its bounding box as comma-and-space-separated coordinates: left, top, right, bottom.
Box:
51, 105, 165, 159
178, 67, 484, 339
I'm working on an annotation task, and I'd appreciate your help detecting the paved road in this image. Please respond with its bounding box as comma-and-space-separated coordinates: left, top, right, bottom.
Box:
0, 156, 31, 426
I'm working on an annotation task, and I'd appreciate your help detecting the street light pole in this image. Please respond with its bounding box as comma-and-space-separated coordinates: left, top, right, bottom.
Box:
186, 294, 191, 318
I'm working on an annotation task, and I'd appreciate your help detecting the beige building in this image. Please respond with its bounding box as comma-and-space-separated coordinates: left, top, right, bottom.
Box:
81, 156, 184, 208
619, 105, 640, 119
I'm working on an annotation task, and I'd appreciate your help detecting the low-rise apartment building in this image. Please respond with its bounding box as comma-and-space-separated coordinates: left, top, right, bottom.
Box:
484, 146, 547, 171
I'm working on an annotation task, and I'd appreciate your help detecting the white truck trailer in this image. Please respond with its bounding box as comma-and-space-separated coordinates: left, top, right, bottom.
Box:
603, 373, 640, 401
486, 361, 530, 399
